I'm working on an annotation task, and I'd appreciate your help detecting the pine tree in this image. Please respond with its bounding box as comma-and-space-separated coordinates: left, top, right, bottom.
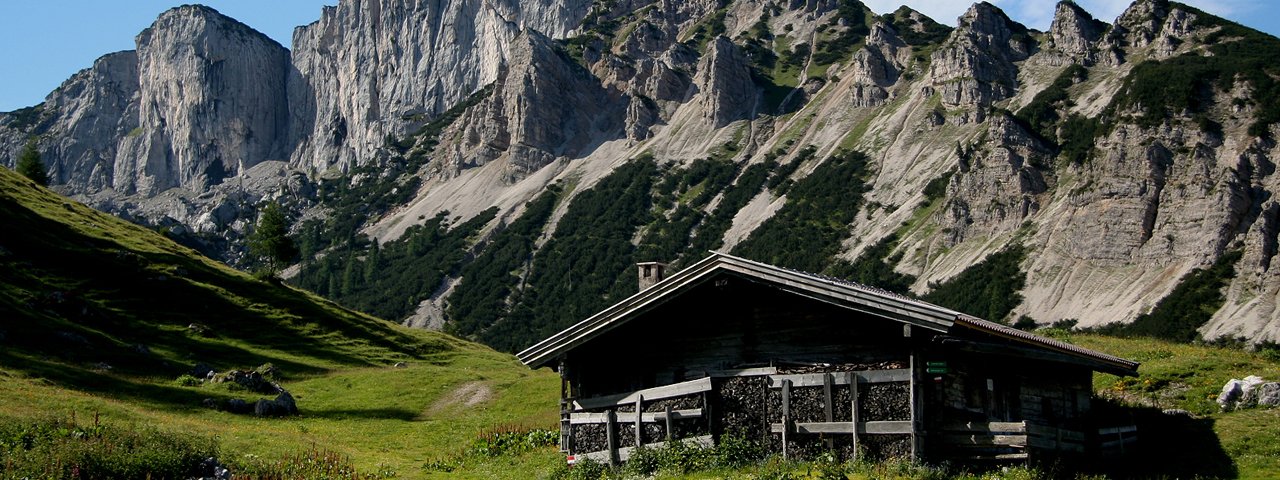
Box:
248, 200, 298, 278
15, 140, 48, 186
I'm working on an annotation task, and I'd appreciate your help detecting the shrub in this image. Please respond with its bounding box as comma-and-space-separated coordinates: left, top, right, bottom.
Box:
0, 414, 218, 479
174, 374, 201, 387
922, 245, 1028, 323
230, 445, 395, 479
466, 426, 558, 458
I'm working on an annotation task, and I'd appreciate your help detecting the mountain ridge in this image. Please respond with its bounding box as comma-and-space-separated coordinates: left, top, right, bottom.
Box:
5, 0, 1280, 349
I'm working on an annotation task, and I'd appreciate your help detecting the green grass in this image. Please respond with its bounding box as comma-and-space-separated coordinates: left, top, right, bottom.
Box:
0, 165, 561, 477
1067, 333, 1280, 479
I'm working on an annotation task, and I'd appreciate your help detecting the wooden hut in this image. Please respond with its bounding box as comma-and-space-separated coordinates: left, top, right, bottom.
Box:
518, 252, 1139, 465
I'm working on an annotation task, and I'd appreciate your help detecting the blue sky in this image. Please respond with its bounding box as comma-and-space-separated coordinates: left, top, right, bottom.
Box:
1, 0, 1276, 112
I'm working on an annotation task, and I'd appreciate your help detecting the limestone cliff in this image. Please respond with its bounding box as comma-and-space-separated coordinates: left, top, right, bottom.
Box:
286, 0, 593, 173
116, 5, 291, 196
7, 0, 1280, 346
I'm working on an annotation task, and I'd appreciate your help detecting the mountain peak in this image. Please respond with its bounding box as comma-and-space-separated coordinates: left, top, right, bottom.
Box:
1049, 0, 1106, 58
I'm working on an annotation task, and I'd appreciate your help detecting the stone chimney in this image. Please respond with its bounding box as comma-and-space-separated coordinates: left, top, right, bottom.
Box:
637, 262, 668, 291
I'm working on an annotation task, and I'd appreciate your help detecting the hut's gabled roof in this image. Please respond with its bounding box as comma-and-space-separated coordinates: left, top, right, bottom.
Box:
517, 252, 1138, 376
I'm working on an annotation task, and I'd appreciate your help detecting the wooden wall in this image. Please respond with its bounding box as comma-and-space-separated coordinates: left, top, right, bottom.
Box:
564, 273, 919, 398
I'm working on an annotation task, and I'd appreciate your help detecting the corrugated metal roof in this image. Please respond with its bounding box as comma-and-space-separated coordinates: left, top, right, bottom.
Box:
517, 252, 1138, 375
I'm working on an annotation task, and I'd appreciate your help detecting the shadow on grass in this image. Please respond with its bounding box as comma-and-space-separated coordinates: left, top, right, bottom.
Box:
0, 350, 262, 414
0, 195, 459, 413
303, 407, 421, 421
1086, 401, 1237, 479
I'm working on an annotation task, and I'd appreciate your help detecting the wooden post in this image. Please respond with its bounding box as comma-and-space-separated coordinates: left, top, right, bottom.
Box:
782, 379, 792, 460
559, 358, 571, 453
851, 372, 860, 459
703, 391, 713, 442
910, 351, 923, 461
606, 410, 619, 465
635, 395, 644, 448
823, 373, 834, 451
665, 404, 674, 441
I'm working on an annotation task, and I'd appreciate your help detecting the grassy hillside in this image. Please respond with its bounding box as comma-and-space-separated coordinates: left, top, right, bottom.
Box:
0, 166, 560, 477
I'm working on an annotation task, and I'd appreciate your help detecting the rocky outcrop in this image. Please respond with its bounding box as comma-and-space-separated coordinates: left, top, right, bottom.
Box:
286, 0, 594, 174
114, 5, 290, 196
0, 5, 290, 199
0, 52, 139, 191
1047, 1, 1105, 63
694, 36, 755, 128
436, 31, 619, 179
1218, 375, 1280, 411
845, 22, 913, 108
941, 113, 1055, 246
930, 3, 1035, 112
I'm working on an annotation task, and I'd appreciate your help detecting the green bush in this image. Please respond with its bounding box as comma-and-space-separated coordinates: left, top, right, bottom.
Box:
230, 445, 395, 479
174, 374, 201, 387
1109, 11, 1280, 137
922, 245, 1028, 323
880, 7, 953, 46
0, 414, 217, 479
466, 427, 558, 458
734, 148, 872, 273
826, 233, 917, 293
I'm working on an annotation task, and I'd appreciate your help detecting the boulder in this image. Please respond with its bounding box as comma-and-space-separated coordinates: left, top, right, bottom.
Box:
1256, 382, 1280, 408
1217, 378, 1244, 410
253, 389, 298, 417
226, 398, 252, 414
1219, 376, 1280, 410
190, 362, 215, 378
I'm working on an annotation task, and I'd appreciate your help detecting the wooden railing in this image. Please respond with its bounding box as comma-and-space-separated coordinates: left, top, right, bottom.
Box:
1097, 425, 1137, 458
940, 421, 1087, 461
567, 376, 714, 464
766, 369, 913, 458
940, 421, 1031, 461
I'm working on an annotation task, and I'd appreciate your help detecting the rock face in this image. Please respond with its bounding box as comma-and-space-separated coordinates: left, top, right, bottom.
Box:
8, 0, 1280, 345
438, 30, 619, 178
1048, 1, 1104, 62
929, 3, 1034, 113
0, 52, 139, 191
114, 5, 291, 196
286, 0, 593, 173
695, 37, 756, 128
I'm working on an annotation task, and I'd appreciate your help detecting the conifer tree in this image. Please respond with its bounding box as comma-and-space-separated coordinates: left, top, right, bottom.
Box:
248, 200, 298, 277
15, 140, 48, 186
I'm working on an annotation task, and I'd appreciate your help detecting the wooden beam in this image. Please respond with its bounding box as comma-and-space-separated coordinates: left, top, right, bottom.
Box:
766, 369, 910, 388
910, 351, 921, 460
942, 421, 1028, 433
941, 433, 1028, 447
664, 405, 674, 441
569, 408, 703, 425
634, 395, 643, 448
708, 367, 778, 377
574, 377, 713, 410
851, 372, 859, 458
1098, 425, 1138, 435
769, 420, 913, 435
579, 435, 715, 463
864, 420, 913, 434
